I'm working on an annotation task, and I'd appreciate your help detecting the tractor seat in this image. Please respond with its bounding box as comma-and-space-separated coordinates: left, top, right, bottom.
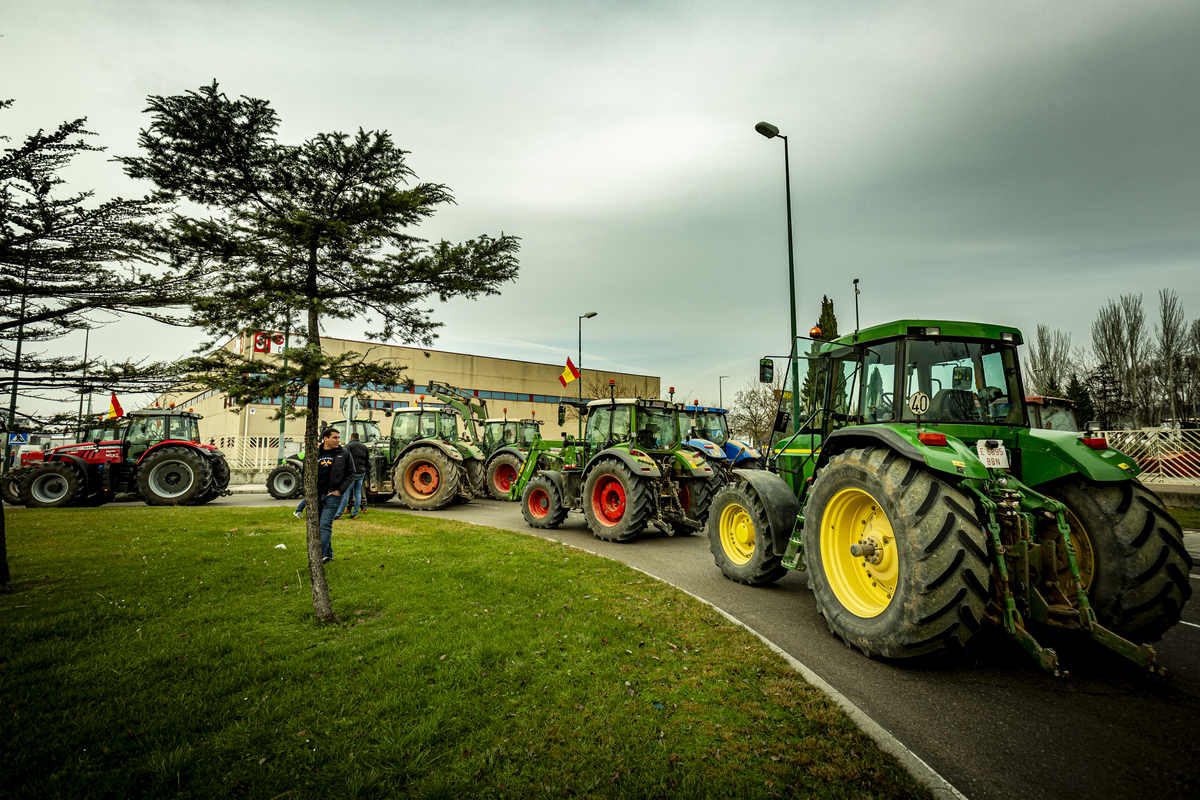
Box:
930, 389, 976, 421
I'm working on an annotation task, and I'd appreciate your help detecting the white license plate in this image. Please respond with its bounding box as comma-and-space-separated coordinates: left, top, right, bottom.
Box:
975, 441, 1009, 469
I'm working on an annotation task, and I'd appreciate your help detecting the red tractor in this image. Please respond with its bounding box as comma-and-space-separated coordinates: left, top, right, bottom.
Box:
4, 409, 231, 508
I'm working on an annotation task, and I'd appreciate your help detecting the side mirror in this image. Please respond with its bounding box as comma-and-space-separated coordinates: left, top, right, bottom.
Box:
557, 405, 566, 426
759, 358, 774, 383
772, 411, 791, 433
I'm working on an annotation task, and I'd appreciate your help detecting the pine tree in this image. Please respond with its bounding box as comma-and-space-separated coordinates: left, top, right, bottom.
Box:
799, 296, 839, 415
119, 83, 520, 623
1065, 372, 1096, 428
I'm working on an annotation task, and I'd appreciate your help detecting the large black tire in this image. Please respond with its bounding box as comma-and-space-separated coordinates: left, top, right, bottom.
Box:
193, 454, 232, 505
2, 467, 29, 506
803, 447, 991, 659
486, 452, 523, 500
19, 463, 82, 508
582, 459, 653, 542
669, 477, 716, 536
395, 446, 461, 510
137, 447, 211, 506
1047, 478, 1192, 643
707, 482, 788, 585
521, 475, 569, 529
267, 464, 303, 500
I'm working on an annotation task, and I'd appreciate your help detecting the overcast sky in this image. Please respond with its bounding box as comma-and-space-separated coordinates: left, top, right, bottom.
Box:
4, 0, 1198, 413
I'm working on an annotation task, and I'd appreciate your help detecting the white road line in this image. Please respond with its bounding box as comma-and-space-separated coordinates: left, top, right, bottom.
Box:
1179, 621, 1200, 630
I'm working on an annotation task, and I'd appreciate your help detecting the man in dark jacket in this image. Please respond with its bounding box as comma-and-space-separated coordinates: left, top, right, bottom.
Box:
337, 431, 370, 519
316, 427, 354, 562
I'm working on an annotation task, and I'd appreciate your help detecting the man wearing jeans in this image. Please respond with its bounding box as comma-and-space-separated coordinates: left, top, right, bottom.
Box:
337, 431, 370, 519
315, 427, 353, 563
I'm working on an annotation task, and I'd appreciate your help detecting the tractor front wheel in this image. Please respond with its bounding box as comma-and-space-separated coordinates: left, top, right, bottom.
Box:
521, 475, 568, 529
1048, 479, 1192, 643
803, 447, 991, 659
486, 453, 523, 500
19, 463, 82, 508
267, 463, 303, 500
583, 460, 653, 542
138, 447, 211, 506
707, 482, 787, 585
395, 446, 461, 510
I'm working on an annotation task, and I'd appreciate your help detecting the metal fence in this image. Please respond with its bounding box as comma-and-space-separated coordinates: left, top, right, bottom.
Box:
1100, 429, 1200, 484
217, 437, 301, 471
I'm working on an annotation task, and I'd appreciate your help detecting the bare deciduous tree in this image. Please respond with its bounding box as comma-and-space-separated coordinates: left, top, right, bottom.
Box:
1155, 288, 1186, 424
1023, 324, 1073, 395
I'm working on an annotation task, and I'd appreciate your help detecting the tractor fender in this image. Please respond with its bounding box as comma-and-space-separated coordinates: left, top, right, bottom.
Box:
485, 446, 526, 467
43, 452, 92, 472
815, 427, 927, 472
725, 439, 762, 464
1017, 427, 1140, 487
732, 468, 802, 556
534, 469, 565, 497
583, 448, 661, 480
397, 439, 463, 463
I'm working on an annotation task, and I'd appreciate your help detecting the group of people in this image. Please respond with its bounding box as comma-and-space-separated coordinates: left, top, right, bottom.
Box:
293, 428, 370, 563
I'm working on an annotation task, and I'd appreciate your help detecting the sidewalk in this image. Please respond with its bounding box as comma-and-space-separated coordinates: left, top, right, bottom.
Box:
229, 484, 268, 494
1154, 482, 1200, 509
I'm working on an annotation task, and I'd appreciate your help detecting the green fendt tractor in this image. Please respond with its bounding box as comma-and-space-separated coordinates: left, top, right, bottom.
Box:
519, 396, 719, 541
389, 400, 486, 510
266, 417, 392, 502
709, 319, 1191, 675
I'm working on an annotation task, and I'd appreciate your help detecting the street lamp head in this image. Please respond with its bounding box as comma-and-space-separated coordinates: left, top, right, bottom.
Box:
755, 121, 780, 139
582, 311, 598, 319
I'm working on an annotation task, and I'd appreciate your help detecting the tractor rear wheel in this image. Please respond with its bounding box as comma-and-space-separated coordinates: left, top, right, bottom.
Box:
267, 464, 303, 499
803, 447, 991, 659
2, 467, 29, 505
707, 482, 787, 585
19, 463, 82, 508
487, 453, 523, 500
522, 475, 569, 529
395, 446, 461, 510
583, 460, 653, 542
138, 447, 211, 506
1047, 478, 1192, 643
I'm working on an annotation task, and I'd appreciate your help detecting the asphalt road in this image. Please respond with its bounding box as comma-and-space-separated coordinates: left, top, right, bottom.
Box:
76, 492, 1200, 799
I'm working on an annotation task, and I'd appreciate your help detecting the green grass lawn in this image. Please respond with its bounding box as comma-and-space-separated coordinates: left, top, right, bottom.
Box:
1, 507, 928, 799
1168, 507, 1200, 529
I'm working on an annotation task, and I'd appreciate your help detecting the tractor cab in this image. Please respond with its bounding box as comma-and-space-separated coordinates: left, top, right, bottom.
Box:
390, 406, 459, 448
123, 409, 201, 461
585, 398, 681, 455
328, 418, 385, 445
1025, 395, 1079, 432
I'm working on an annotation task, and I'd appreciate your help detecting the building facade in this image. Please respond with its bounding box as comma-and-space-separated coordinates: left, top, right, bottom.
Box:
156, 331, 659, 469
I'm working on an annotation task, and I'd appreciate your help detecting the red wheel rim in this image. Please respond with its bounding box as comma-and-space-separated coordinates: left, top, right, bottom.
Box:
495, 462, 517, 492
678, 482, 691, 513
405, 461, 440, 496
591, 475, 626, 526
528, 487, 549, 519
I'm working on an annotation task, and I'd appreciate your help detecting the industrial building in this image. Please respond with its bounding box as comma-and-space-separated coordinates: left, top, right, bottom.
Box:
155, 331, 660, 471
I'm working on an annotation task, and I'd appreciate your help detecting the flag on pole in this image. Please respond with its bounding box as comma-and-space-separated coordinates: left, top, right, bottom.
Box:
107, 393, 124, 420
559, 357, 581, 387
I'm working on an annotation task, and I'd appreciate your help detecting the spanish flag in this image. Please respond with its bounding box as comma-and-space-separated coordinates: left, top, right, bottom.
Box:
559, 357, 581, 387
107, 393, 124, 420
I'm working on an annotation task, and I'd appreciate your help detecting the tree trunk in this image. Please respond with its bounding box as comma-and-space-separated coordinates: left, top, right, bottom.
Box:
304, 241, 339, 624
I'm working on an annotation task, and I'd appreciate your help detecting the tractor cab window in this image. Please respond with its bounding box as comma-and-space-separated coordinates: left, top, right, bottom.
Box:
169, 417, 200, 442
861, 342, 898, 423
436, 412, 459, 442
125, 416, 167, 460
635, 407, 679, 451
392, 413, 423, 444
826, 350, 863, 433
520, 423, 539, 447
901, 339, 1026, 424
692, 412, 728, 446
611, 406, 631, 442
359, 421, 384, 443
1040, 404, 1078, 432
585, 407, 611, 446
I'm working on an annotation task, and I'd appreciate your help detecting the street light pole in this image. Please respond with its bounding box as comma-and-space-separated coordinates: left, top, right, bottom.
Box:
579, 312, 597, 440
755, 121, 801, 431
719, 375, 729, 409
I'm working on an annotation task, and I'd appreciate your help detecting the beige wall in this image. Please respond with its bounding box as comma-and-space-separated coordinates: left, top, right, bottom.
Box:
156, 332, 659, 449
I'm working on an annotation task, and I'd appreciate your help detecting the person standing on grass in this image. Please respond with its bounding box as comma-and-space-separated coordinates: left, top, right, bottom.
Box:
316, 427, 353, 563
337, 431, 370, 520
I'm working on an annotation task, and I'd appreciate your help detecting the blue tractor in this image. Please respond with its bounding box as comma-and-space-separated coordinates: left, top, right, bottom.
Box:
680, 404, 763, 486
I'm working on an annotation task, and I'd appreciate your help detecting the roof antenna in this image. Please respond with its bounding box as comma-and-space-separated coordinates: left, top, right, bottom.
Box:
853, 278, 861, 342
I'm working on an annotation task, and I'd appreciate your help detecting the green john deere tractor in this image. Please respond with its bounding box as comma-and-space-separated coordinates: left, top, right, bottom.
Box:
708, 319, 1191, 675
519, 396, 719, 541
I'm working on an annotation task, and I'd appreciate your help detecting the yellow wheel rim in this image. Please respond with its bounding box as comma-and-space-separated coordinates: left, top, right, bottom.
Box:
821, 487, 898, 618
719, 501, 757, 565
1055, 507, 1095, 594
